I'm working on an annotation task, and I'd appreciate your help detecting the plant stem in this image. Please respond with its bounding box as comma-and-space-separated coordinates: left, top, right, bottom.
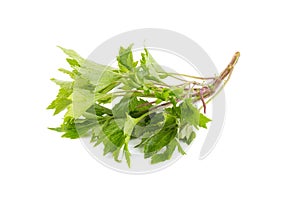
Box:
159, 72, 216, 80
139, 52, 240, 113
200, 52, 240, 109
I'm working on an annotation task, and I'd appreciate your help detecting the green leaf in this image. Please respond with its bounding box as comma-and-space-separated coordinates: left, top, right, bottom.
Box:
66, 58, 80, 67
58, 68, 75, 78
124, 144, 131, 168
129, 98, 151, 118
112, 96, 131, 119
112, 147, 122, 162
155, 88, 178, 102
139, 49, 165, 82
61, 131, 79, 139
49, 117, 78, 139
175, 139, 186, 155
72, 88, 94, 119
124, 113, 139, 138
133, 112, 164, 138
140, 48, 165, 74
150, 138, 186, 164
144, 114, 178, 158
74, 119, 98, 137
180, 98, 200, 129
57, 46, 84, 65
151, 139, 177, 164
120, 77, 142, 89
103, 139, 118, 156
179, 124, 196, 145
186, 131, 196, 145
54, 47, 117, 119
199, 113, 211, 129
50, 78, 72, 88
86, 104, 112, 116
95, 70, 121, 93
102, 119, 125, 148
102, 118, 133, 167
48, 98, 72, 115
47, 79, 73, 115
112, 96, 151, 119
90, 125, 106, 146
79, 64, 113, 86
117, 44, 138, 72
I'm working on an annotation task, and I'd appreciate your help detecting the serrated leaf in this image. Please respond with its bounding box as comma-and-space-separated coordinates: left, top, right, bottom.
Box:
61, 131, 79, 139
124, 113, 139, 138
133, 112, 164, 138
144, 114, 178, 158
47, 79, 73, 115
199, 113, 211, 129
102, 119, 125, 148
101, 118, 133, 167
86, 104, 112, 116
117, 44, 138, 72
141, 48, 165, 73
124, 144, 131, 167
180, 98, 200, 129
103, 139, 118, 156
179, 124, 196, 145
113, 147, 122, 162
49, 117, 79, 139
72, 88, 94, 119
58, 68, 75, 78
79, 64, 112, 86
150, 138, 185, 164
90, 125, 106, 146
57, 46, 84, 65
95, 70, 121, 93
66, 58, 80, 67
155, 88, 172, 101
175, 139, 186, 155
151, 139, 177, 164
186, 131, 196, 145
112, 96, 151, 119
50, 78, 72, 87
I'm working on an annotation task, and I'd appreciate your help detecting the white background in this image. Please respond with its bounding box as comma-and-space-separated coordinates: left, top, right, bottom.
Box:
1, 0, 299, 199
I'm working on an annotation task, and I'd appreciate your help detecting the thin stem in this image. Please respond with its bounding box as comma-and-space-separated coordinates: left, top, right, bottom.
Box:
150, 101, 170, 111
199, 89, 206, 113
109, 90, 144, 94
168, 74, 187, 82
159, 72, 216, 80
151, 80, 170, 87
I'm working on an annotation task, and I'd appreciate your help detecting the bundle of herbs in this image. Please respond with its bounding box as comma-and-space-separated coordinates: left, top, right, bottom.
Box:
47, 45, 239, 167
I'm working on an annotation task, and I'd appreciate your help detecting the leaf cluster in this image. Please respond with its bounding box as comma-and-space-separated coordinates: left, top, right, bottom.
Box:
48, 45, 211, 167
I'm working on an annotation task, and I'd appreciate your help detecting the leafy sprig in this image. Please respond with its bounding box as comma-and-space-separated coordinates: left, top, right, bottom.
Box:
47, 45, 239, 167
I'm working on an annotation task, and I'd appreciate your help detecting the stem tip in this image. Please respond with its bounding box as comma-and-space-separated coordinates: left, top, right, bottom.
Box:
230, 52, 240, 66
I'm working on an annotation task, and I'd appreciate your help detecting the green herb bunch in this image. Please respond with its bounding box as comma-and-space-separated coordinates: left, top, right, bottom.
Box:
47, 44, 239, 167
